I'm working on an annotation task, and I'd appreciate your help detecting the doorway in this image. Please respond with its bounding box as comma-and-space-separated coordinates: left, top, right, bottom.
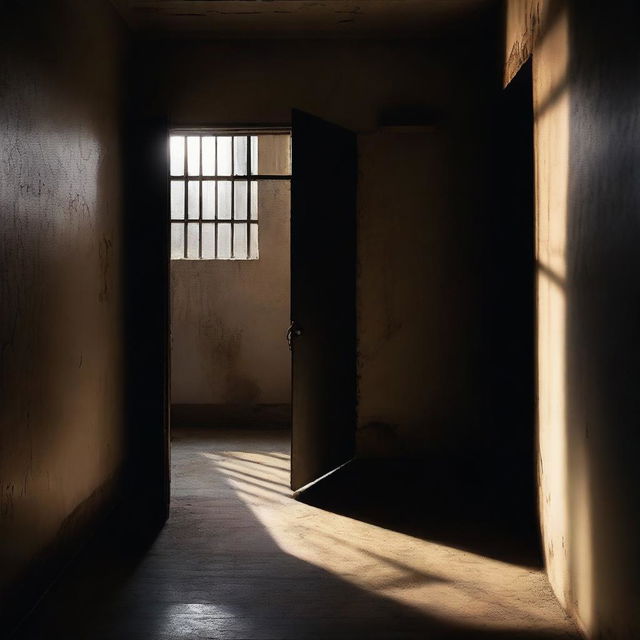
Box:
168, 129, 293, 435
166, 112, 359, 493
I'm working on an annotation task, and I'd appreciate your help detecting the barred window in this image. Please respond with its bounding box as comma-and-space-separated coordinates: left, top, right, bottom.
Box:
169, 131, 291, 260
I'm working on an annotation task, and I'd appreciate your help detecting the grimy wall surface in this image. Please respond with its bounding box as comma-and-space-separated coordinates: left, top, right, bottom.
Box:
171, 180, 291, 408
134, 28, 499, 450
0, 0, 127, 625
506, 1, 640, 637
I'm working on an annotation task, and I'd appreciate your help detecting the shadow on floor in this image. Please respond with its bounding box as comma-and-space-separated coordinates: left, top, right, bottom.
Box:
296, 456, 544, 570
12, 429, 574, 640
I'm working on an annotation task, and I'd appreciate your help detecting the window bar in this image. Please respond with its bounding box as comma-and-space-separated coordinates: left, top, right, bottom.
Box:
198, 135, 203, 258
231, 137, 235, 259
185, 175, 289, 181
247, 135, 251, 259
183, 136, 187, 259
214, 136, 218, 259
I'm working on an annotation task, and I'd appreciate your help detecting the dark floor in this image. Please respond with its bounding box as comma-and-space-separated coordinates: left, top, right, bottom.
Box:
13, 428, 580, 639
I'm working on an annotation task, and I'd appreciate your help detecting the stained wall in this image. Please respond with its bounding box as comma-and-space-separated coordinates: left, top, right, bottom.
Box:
170, 179, 291, 411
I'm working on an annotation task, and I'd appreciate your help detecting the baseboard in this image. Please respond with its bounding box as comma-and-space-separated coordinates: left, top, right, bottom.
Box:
3, 472, 122, 636
171, 403, 291, 429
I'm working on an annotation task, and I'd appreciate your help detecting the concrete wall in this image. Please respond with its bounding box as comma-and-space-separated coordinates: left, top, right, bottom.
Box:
505, 1, 640, 637
134, 25, 499, 447
171, 180, 290, 408
356, 45, 502, 459
357, 129, 482, 456
0, 0, 127, 626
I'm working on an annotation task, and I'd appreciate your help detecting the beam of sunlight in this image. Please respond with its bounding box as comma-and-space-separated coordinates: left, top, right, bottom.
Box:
210, 450, 290, 472
213, 462, 290, 491
200, 449, 571, 634
534, 6, 593, 627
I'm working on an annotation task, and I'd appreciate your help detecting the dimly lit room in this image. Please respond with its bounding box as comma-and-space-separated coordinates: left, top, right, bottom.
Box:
2, 1, 639, 638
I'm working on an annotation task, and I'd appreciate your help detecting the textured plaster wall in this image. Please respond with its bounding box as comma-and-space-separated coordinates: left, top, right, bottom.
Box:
506, 1, 640, 637
135, 31, 497, 448
0, 0, 126, 617
171, 181, 290, 406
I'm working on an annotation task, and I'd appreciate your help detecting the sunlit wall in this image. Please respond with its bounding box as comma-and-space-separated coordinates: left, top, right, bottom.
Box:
505, 1, 640, 637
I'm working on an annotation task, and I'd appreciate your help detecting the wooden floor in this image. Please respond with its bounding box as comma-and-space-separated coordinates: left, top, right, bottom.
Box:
14, 429, 580, 639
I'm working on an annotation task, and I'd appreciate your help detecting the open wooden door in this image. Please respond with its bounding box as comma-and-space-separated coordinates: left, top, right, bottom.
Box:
290, 109, 357, 491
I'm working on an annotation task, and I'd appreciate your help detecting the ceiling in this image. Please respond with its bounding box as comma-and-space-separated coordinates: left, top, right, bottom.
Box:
110, 0, 494, 37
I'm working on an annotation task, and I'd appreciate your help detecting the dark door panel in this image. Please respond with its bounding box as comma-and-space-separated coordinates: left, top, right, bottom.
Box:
290, 110, 357, 491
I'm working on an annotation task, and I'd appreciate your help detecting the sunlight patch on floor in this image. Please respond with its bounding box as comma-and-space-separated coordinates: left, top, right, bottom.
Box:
200, 450, 571, 635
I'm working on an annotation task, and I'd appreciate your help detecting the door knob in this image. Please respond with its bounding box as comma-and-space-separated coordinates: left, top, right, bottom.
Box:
286, 321, 303, 350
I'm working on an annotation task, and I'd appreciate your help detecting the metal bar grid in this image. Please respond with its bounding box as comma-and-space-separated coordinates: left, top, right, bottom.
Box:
169, 132, 290, 260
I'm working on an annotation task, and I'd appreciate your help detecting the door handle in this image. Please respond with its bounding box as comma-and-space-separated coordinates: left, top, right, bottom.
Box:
286, 321, 303, 350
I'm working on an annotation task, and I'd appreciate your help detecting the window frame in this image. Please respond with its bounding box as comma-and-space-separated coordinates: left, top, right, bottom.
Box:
169, 127, 291, 260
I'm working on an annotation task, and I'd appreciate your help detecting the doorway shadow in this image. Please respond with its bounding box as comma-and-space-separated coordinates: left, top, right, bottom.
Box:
296, 456, 544, 570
